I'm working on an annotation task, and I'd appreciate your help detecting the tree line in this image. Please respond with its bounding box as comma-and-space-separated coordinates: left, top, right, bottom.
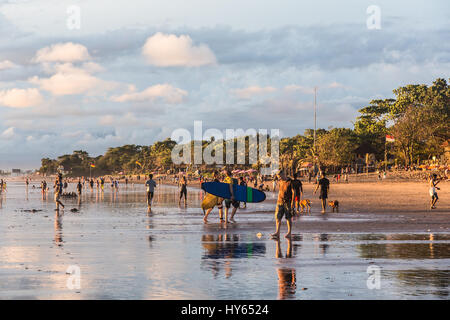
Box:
39, 78, 449, 177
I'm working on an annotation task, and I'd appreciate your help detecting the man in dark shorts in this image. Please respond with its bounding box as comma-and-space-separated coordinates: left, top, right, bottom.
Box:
271, 170, 295, 239
145, 174, 157, 208
223, 169, 239, 223
291, 172, 303, 215
314, 172, 330, 213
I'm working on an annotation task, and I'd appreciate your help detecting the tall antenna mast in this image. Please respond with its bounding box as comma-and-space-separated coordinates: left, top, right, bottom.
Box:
313, 87, 317, 151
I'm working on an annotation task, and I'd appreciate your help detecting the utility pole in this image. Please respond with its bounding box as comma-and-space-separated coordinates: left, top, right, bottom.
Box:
314, 87, 317, 151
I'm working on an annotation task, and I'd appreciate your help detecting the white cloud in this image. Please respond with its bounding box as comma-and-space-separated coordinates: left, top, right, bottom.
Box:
33, 42, 91, 63
231, 86, 277, 99
99, 113, 140, 126
283, 85, 315, 94
0, 88, 43, 108
327, 81, 346, 89
142, 33, 217, 67
29, 63, 115, 96
112, 84, 188, 104
1, 127, 15, 139
0, 60, 16, 70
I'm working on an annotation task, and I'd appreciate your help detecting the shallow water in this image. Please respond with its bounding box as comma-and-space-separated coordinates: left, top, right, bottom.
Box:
0, 182, 448, 299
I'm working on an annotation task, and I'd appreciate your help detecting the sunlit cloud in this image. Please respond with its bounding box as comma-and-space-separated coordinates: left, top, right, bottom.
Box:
231, 86, 277, 99
142, 33, 217, 67
112, 84, 188, 104
0, 88, 43, 108
29, 63, 116, 96
0, 60, 16, 70
33, 42, 91, 63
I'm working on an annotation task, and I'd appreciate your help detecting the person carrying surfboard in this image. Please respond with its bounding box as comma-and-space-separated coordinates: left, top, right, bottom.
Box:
271, 170, 295, 239
202, 171, 224, 223
223, 169, 240, 223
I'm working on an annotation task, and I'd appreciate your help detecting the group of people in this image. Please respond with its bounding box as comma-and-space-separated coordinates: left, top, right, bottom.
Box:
202, 170, 247, 224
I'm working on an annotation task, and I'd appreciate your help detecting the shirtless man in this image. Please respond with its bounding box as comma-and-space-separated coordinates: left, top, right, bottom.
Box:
314, 172, 330, 213
271, 170, 295, 239
291, 173, 303, 215
429, 173, 441, 209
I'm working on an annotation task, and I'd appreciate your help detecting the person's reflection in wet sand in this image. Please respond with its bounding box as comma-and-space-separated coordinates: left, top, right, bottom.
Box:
54, 211, 63, 246
319, 233, 329, 255
275, 238, 296, 300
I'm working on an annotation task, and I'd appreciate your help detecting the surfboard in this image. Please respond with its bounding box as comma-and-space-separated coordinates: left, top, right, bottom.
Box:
201, 181, 266, 203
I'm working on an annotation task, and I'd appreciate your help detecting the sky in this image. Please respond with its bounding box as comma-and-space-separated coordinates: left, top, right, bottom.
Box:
0, 0, 449, 169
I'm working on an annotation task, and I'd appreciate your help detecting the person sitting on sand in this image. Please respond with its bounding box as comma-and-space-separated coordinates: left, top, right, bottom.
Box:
271, 170, 295, 239
429, 173, 441, 209
314, 172, 330, 214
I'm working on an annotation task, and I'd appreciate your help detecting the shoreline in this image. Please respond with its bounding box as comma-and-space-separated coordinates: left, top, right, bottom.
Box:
3, 178, 449, 234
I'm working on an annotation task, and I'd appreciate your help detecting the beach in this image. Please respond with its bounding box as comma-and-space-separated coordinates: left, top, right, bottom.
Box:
0, 179, 448, 299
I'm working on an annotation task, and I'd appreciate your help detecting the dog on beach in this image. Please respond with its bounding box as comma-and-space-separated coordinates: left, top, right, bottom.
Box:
328, 200, 339, 212
299, 199, 311, 214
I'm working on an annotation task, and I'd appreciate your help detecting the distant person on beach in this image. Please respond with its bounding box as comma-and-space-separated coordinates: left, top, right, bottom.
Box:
145, 174, 157, 208
271, 170, 294, 239
77, 179, 82, 196
272, 176, 278, 191
54, 175, 65, 211
224, 169, 239, 223
314, 172, 330, 213
291, 173, 303, 215
429, 173, 441, 210
179, 176, 187, 206
239, 176, 247, 209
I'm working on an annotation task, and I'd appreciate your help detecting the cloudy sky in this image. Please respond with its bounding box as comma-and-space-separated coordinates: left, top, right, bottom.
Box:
0, 0, 449, 169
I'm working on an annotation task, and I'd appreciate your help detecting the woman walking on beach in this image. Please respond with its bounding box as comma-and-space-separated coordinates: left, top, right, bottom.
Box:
179, 176, 187, 206
54, 175, 65, 211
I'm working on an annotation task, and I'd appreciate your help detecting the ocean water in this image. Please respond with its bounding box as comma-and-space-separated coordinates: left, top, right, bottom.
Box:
0, 181, 448, 299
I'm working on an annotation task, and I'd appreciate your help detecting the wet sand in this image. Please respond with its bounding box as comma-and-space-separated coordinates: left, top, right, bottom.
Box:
0, 180, 448, 299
